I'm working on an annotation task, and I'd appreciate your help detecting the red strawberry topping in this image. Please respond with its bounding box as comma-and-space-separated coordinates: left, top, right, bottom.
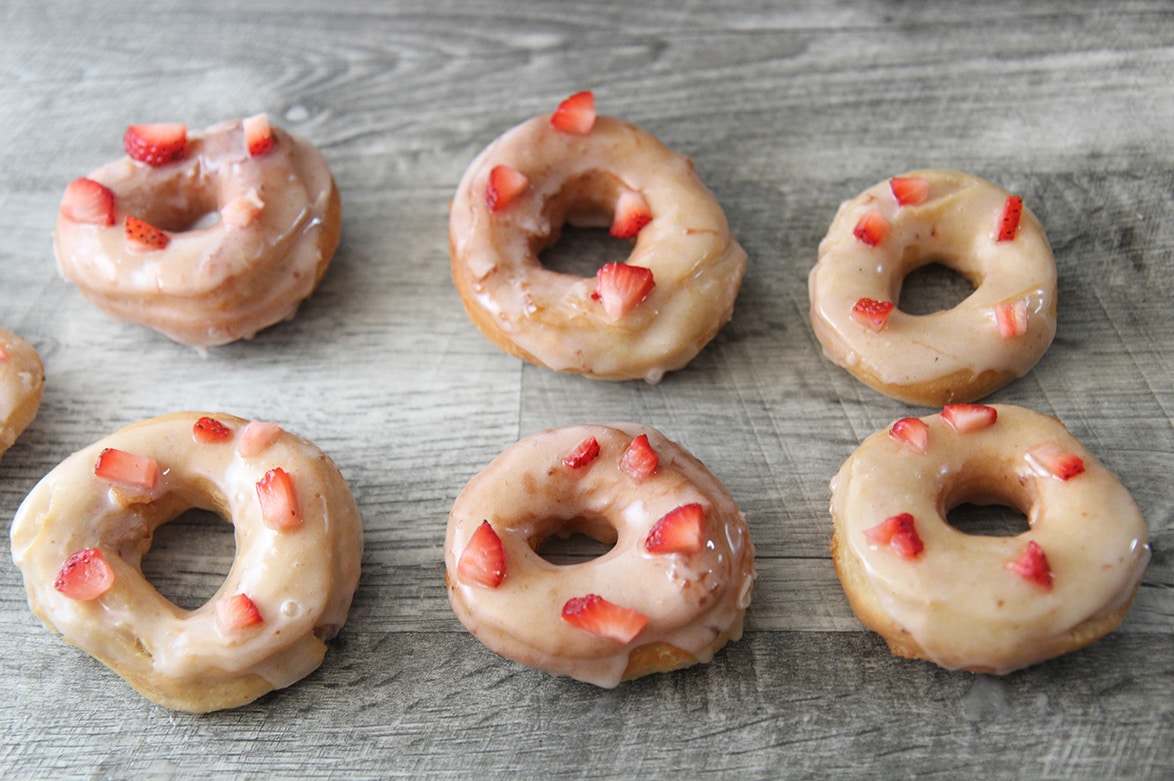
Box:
486, 164, 529, 212
124, 215, 170, 251
60, 177, 115, 226
941, 403, 998, 433
619, 434, 659, 483
997, 195, 1023, 242
216, 593, 264, 631
54, 548, 115, 601
561, 594, 648, 643
94, 447, 159, 489
243, 113, 275, 157
256, 467, 302, 531
889, 417, 929, 454
863, 512, 925, 559
994, 300, 1029, 338
193, 416, 233, 444
123, 122, 188, 166
592, 262, 654, 321
457, 520, 506, 589
1006, 540, 1053, 589
610, 190, 652, 239
851, 297, 895, 331
645, 503, 706, 554
889, 176, 931, 206
853, 210, 890, 246
563, 435, 601, 469
550, 90, 596, 135
1026, 443, 1086, 481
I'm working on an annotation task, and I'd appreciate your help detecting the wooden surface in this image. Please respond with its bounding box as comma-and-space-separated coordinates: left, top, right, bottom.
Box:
2, 0, 1172, 777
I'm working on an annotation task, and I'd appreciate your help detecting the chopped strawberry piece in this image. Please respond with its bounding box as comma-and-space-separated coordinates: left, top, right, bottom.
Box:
256, 467, 302, 531
1006, 540, 1053, 589
60, 177, 115, 226
853, 210, 890, 246
243, 113, 275, 157
94, 447, 159, 489
889, 417, 929, 454
238, 420, 283, 457
216, 593, 264, 631
1026, 443, 1086, 481
561, 594, 648, 643
889, 176, 931, 206
54, 548, 115, 601
610, 190, 652, 239
592, 262, 654, 321
563, 435, 600, 469
996, 195, 1023, 242
994, 299, 1029, 338
485, 164, 529, 212
193, 416, 233, 444
550, 90, 596, 135
123, 122, 187, 166
619, 434, 658, 483
863, 512, 925, 559
941, 403, 998, 433
124, 215, 170, 251
222, 189, 265, 228
645, 503, 706, 554
851, 297, 895, 331
457, 520, 506, 588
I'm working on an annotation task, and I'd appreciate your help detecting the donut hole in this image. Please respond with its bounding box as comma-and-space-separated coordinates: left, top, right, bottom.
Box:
122, 186, 221, 233
947, 502, 1032, 538
897, 262, 978, 315
540, 225, 633, 278
535, 171, 635, 278
140, 507, 235, 610
943, 477, 1033, 538
533, 515, 618, 566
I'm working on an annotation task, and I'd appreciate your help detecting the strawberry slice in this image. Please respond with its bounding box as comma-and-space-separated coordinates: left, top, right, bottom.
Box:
645, 503, 706, 554
123, 122, 188, 166
1026, 443, 1086, 481
619, 434, 658, 483
94, 447, 159, 489
550, 90, 596, 135
192, 416, 233, 444
889, 176, 930, 206
563, 435, 600, 469
863, 512, 925, 559
994, 300, 1029, 338
851, 297, 895, 331
60, 177, 115, 226
485, 164, 529, 212
243, 113, 275, 157
889, 417, 929, 454
609, 190, 652, 239
853, 210, 890, 246
125, 215, 170, 251
561, 594, 648, 643
54, 548, 115, 601
216, 593, 264, 631
592, 262, 654, 321
238, 420, 283, 457
457, 520, 506, 588
996, 195, 1023, 242
1006, 540, 1053, 589
941, 403, 998, 433
256, 467, 302, 531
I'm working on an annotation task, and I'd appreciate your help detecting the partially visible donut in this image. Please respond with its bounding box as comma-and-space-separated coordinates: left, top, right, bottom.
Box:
0, 328, 44, 461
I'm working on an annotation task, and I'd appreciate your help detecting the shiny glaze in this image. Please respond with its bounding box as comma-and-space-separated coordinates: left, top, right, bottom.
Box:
0, 328, 43, 460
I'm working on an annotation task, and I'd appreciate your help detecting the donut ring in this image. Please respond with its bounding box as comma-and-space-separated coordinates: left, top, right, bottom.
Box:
54, 116, 341, 348
0, 328, 44, 462
10, 412, 363, 712
809, 169, 1057, 405
445, 423, 755, 687
449, 92, 747, 384
829, 403, 1150, 674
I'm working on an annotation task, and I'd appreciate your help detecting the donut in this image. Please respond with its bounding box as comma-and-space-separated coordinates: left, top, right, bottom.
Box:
0, 328, 44, 462
445, 422, 755, 687
829, 403, 1150, 674
449, 91, 747, 383
9, 412, 363, 712
808, 169, 1057, 405
54, 115, 341, 348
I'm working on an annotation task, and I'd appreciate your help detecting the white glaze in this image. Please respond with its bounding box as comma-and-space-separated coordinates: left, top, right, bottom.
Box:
445, 423, 756, 687
0, 328, 44, 460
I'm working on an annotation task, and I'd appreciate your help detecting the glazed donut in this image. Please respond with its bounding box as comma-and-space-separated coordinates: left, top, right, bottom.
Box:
445, 423, 755, 686
829, 403, 1150, 674
10, 412, 363, 712
449, 91, 747, 383
0, 328, 44, 462
809, 169, 1057, 405
54, 115, 341, 348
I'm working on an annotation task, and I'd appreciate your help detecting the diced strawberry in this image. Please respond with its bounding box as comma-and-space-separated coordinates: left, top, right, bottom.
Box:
457, 520, 506, 588
221, 189, 264, 228
54, 548, 115, 601
941, 403, 998, 433
994, 299, 1029, 338
94, 447, 159, 489
243, 113, 275, 157
851, 297, 895, 331
256, 467, 302, 531
60, 177, 115, 226
610, 190, 652, 239
485, 164, 529, 212
996, 195, 1023, 242
1006, 540, 1053, 589
561, 594, 648, 643
216, 593, 264, 631
619, 434, 658, 483
592, 262, 654, 321
124, 215, 170, 251
889, 176, 931, 206
550, 90, 596, 135
1026, 443, 1086, 481
193, 416, 233, 444
123, 122, 188, 166
238, 421, 283, 458
853, 209, 890, 246
563, 435, 600, 469
863, 512, 925, 559
889, 417, 929, 454
645, 503, 706, 554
